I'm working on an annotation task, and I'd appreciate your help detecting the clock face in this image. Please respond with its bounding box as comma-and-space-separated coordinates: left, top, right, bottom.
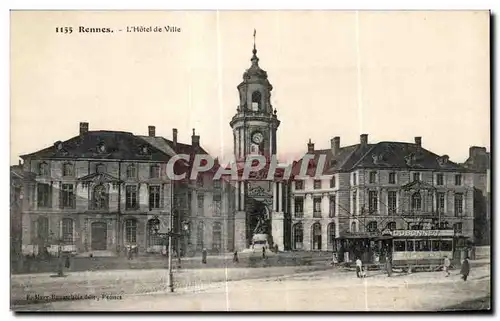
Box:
252, 132, 264, 144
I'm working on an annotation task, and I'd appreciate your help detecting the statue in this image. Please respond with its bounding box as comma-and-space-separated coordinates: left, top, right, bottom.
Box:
253, 215, 269, 235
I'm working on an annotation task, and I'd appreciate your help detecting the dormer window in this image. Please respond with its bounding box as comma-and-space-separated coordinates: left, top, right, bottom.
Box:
413, 172, 420, 182
38, 162, 50, 176
141, 146, 149, 155
437, 155, 450, 166
55, 141, 63, 151
97, 142, 106, 153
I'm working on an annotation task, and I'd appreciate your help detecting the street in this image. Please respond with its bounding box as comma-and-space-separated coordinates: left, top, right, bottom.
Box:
12, 262, 491, 311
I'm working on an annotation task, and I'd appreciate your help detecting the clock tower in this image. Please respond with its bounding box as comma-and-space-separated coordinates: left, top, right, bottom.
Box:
230, 31, 285, 252
229, 33, 280, 163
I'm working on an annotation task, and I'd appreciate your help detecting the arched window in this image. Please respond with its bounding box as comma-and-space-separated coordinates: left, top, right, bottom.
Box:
197, 221, 205, 251
62, 163, 73, 177
411, 192, 422, 211
251, 91, 262, 111
38, 162, 49, 176
367, 221, 378, 232
386, 221, 396, 232
147, 219, 162, 247
62, 218, 74, 244
150, 164, 160, 178
96, 163, 106, 174
311, 222, 322, 250
93, 184, 108, 209
37, 216, 49, 244
327, 223, 336, 251
127, 164, 136, 179
125, 219, 137, 244
212, 222, 222, 252
293, 223, 304, 250
350, 221, 358, 233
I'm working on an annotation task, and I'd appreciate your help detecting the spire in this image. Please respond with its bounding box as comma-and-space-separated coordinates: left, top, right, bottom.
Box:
251, 29, 259, 65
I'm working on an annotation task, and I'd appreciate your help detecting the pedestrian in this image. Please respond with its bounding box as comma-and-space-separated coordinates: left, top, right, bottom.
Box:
202, 248, 207, 264
386, 253, 392, 277
332, 252, 339, 267
65, 255, 71, 269
443, 256, 451, 277
355, 257, 362, 278
127, 246, 133, 260
262, 246, 266, 259
233, 250, 239, 263
460, 256, 470, 281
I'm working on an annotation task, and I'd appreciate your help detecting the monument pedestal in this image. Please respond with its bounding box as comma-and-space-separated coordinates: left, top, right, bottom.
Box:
271, 211, 284, 251
234, 211, 247, 251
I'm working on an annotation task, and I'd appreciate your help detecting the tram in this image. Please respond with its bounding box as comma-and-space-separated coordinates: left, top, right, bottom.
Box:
391, 229, 455, 271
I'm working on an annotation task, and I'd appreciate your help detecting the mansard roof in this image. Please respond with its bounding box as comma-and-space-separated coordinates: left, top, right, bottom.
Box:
292, 140, 467, 177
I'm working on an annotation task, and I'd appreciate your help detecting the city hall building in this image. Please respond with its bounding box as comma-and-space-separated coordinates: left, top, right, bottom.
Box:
15, 42, 485, 257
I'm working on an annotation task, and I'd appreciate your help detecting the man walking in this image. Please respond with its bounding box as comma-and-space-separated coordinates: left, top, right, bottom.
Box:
460, 256, 470, 281
355, 257, 363, 278
201, 248, 207, 264
443, 256, 451, 277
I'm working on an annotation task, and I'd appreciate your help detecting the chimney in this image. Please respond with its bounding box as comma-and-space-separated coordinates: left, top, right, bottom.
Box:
79, 122, 89, 136
191, 128, 200, 149
148, 125, 156, 137
18, 160, 21, 166
469, 146, 487, 158
331, 136, 340, 156
360, 134, 368, 146
307, 139, 315, 154
415, 136, 422, 147
172, 128, 178, 147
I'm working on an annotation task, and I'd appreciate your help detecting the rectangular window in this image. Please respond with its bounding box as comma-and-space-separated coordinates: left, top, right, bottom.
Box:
389, 172, 396, 184
329, 195, 336, 217
294, 197, 304, 217
198, 194, 204, 215
148, 186, 160, 209
369, 171, 377, 184
352, 190, 357, 215
415, 240, 430, 251
314, 180, 321, 189
394, 240, 405, 252
388, 191, 397, 215
330, 176, 336, 188
213, 179, 221, 189
62, 219, 74, 244
436, 173, 444, 186
437, 192, 445, 213
352, 173, 357, 185
313, 197, 322, 217
37, 183, 51, 208
368, 191, 378, 214
295, 180, 303, 190
196, 176, 204, 187
454, 193, 463, 216
149, 165, 160, 179
406, 240, 414, 251
413, 172, 420, 182
441, 240, 453, 251
213, 199, 222, 217
126, 185, 138, 209
455, 174, 462, 186
431, 240, 440, 251
61, 184, 75, 208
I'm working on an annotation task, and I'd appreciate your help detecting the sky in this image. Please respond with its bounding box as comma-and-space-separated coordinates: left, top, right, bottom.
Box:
10, 10, 490, 165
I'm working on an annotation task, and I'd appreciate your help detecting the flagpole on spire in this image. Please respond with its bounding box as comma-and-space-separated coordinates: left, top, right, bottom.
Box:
253, 29, 257, 52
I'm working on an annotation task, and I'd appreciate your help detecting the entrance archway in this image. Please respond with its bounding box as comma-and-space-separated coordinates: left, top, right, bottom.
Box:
312, 222, 322, 251
91, 222, 107, 250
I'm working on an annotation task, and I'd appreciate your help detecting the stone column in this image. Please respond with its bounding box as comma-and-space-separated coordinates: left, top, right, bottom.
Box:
234, 211, 247, 251
235, 182, 240, 211
271, 211, 284, 251
303, 221, 311, 251
321, 221, 328, 251
272, 181, 277, 212
278, 182, 283, 213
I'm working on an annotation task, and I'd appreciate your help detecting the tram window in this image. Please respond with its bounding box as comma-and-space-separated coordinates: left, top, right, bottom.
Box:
415, 240, 430, 251
441, 240, 452, 251
394, 240, 405, 251
431, 240, 440, 251
406, 240, 414, 251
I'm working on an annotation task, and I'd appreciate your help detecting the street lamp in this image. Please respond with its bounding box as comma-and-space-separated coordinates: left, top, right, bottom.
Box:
151, 216, 174, 293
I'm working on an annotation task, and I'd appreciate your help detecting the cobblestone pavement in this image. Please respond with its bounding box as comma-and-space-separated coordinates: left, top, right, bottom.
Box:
11, 264, 331, 306
13, 264, 490, 311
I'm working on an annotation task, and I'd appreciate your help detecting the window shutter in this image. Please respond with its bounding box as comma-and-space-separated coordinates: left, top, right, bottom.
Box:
137, 184, 141, 210
49, 182, 53, 208
72, 184, 76, 209
59, 219, 63, 243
